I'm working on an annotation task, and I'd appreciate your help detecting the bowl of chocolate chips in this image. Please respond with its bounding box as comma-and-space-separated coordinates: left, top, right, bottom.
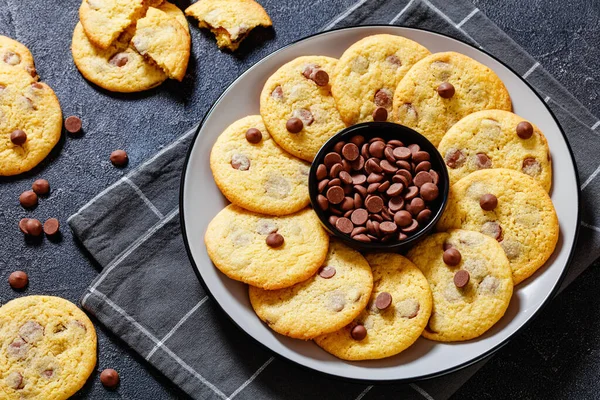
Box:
309, 122, 450, 251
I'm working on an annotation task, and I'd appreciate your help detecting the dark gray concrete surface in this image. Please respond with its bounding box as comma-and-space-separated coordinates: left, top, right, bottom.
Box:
0, 0, 598, 399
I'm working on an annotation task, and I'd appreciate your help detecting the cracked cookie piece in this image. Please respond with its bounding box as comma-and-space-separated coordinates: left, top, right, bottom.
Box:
0, 36, 38, 80
0, 296, 97, 400
0, 79, 63, 176
314, 253, 432, 360
438, 110, 552, 192
407, 230, 513, 342
331, 34, 430, 125
249, 239, 373, 339
392, 52, 512, 147
131, 7, 191, 81
260, 56, 345, 161
210, 115, 311, 215
436, 169, 558, 284
185, 0, 272, 51
79, 0, 147, 49
72, 22, 167, 92
205, 205, 329, 289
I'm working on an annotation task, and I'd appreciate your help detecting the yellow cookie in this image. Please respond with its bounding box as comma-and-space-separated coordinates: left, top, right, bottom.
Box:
205, 205, 329, 290
392, 52, 512, 146
72, 22, 167, 93
260, 56, 346, 162
132, 7, 191, 81
331, 34, 430, 125
249, 239, 373, 340
0, 296, 97, 400
157, 1, 190, 33
407, 230, 513, 342
436, 169, 559, 284
79, 0, 147, 49
438, 110, 552, 192
185, 0, 272, 51
0, 36, 38, 80
314, 253, 432, 360
210, 115, 311, 216
0, 81, 63, 176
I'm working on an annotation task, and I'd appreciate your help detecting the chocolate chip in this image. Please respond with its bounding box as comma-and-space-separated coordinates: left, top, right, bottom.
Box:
351, 174, 366, 185
404, 186, 419, 201
386, 55, 402, 66
293, 108, 314, 126
372, 106, 388, 121
271, 86, 284, 100
326, 186, 345, 204
32, 179, 50, 195
388, 196, 405, 212
9, 271, 28, 290
385, 183, 402, 197
415, 161, 431, 174
369, 141, 386, 158
420, 182, 439, 202
380, 159, 397, 174
367, 173, 383, 183
340, 196, 355, 211
329, 163, 343, 179
341, 143, 359, 161
379, 221, 397, 234
312, 69, 329, 86
482, 221, 503, 241
354, 185, 367, 197
350, 135, 365, 147
392, 146, 411, 160
26, 219, 43, 237
365, 195, 384, 213
338, 171, 353, 185
110, 150, 128, 167
429, 170, 440, 185
351, 226, 367, 237
43, 218, 60, 236
353, 234, 371, 242
335, 217, 354, 234
266, 233, 284, 248
10, 129, 27, 146
516, 121, 533, 139
377, 181, 390, 193
350, 208, 368, 225
328, 215, 338, 226
351, 324, 367, 340
324, 152, 342, 168
374, 88, 392, 108
522, 157, 541, 176
437, 82, 455, 98
316, 164, 327, 180
443, 248, 461, 266
365, 158, 382, 174
19, 218, 29, 234
100, 369, 120, 389
408, 144, 420, 154
413, 171, 433, 187
286, 117, 303, 133
19, 190, 38, 209
454, 270, 470, 288
64, 116, 82, 134
407, 197, 425, 216
6, 371, 23, 390
109, 53, 128, 67
245, 128, 262, 143
445, 149, 465, 169
480, 194, 498, 211
393, 210, 411, 227
475, 153, 492, 169
412, 151, 430, 163
416, 209, 432, 224
400, 219, 419, 233
375, 292, 393, 310
317, 194, 329, 210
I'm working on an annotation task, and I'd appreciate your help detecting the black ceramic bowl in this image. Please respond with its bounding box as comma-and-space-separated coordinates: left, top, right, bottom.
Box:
308, 122, 450, 252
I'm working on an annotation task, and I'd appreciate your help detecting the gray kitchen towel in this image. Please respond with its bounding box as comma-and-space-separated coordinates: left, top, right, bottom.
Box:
69, 0, 600, 399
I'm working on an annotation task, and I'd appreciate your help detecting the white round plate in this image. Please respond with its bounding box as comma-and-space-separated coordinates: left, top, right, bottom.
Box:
181, 26, 580, 382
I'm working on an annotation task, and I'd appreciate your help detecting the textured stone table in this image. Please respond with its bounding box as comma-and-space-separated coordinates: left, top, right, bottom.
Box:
0, 0, 598, 399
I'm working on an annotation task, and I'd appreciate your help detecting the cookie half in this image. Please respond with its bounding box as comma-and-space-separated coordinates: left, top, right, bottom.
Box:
331, 34, 430, 125
210, 115, 311, 215
0, 81, 63, 176
260, 56, 345, 162
131, 6, 191, 81
436, 169, 559, 284
314, 253, 432, 360
0, 36, 38, 80
438, 110, 552, 192
407, 230, 513, 342
0, 296, 97, 400
72, 22, 167, 93
249, 239, 373, 339
185, 0, 272, 51
392, 52, 512, 146
205, 205, 329, 290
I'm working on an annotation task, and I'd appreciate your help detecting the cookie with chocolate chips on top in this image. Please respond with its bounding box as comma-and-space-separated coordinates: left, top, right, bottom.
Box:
210, 115, 311, 216
331, 34, 430, 125
0, 296, 97, 400
392, 52, 512, 147
314, 253, 432, 360
260, 56, 346, 162
436, 169, 558, 284
249, 239, 373, 339
438, 110, 552, 192
0, 36, 37, 80
407, 230, 513, 342
205, 205, 329, 290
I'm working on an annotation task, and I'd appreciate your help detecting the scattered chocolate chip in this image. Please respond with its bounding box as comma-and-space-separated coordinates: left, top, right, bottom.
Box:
19, 218, 30, 234
245, 128, 262, 144
516, 121, 534, 139
25, 219, 43, 237
522, 157, 541, 176
316, 194, 329, 210
10, 129, 27, 146
64, 116, 82, 134
481, 221, 503, 241
369, 141, 386, 158
32, 179, 50, 195
100, 369, 120, 389
420, 182, 439, 202
19, 190, 38, 209
110, 150, 128, 167
479, 194, 498, 211
413, 171, 433, 188
9, 271, 28, 290
437, 82, 455, 98
108, 53, 128, 67
375, 292, 393, 310
365, 195, 384, 213
416, 209, 432, 224
475, 153, 492, 169
374, 88, 392, 108
445, 149, 465, 169
379, 221, 397, 234
350, 208, 368, 225
341, 143, 359, 161
266, 233, 284, 248
311, 69, 329, 86
318, 266, 336, 279
324, 152, 342, 167
335, 217, 354, 234
372, 106, 388, 121
271, 86, 284, 100
454, 270, 470, 288
326, 186, 345, 204
443, 248, 461, 266
43, 218, 60, 236
351, 324, 367, 340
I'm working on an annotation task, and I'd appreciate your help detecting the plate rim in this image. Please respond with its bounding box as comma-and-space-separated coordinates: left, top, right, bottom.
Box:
179, 25, 581, 384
